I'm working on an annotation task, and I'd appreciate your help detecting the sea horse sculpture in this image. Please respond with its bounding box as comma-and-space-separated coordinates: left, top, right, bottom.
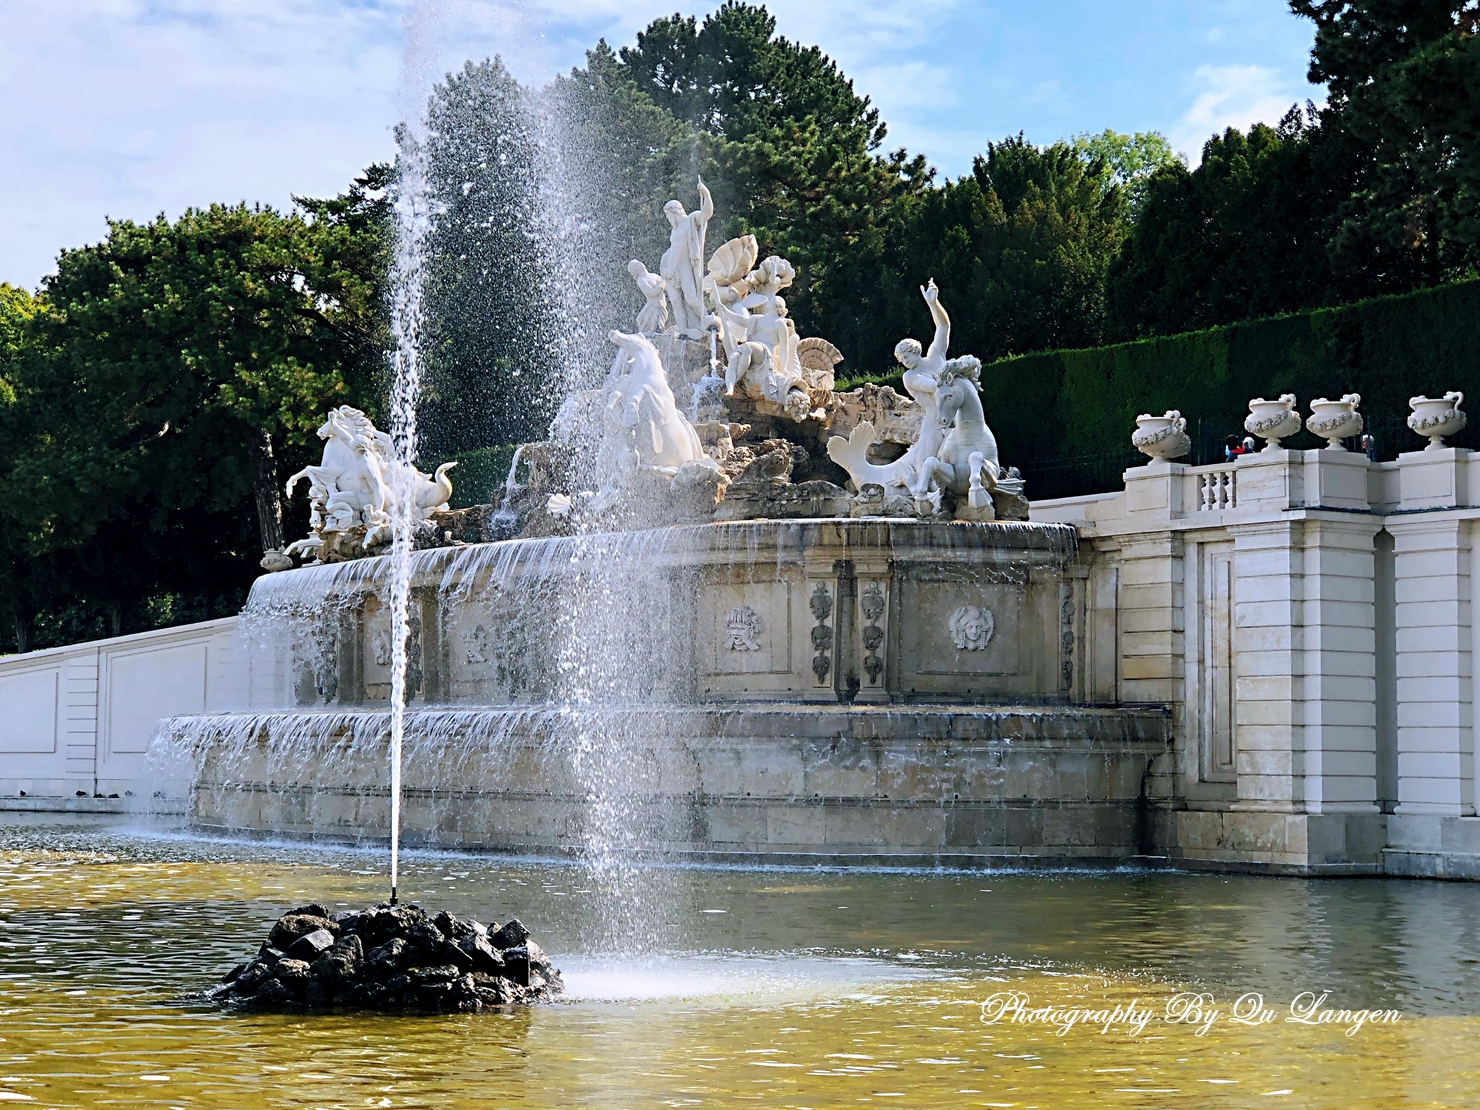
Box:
283, 405, 456, 563
909, 356, 1001, 515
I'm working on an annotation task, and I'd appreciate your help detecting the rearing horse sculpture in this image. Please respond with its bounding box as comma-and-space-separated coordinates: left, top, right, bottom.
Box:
909, 356, 1002, 516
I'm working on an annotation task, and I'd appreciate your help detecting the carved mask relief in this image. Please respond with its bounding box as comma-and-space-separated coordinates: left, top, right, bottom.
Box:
948, 605, 994, 652
465, 623, 491, 665
725, 606, 763, 652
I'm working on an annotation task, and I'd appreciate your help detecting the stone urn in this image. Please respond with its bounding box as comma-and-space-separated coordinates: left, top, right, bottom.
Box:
1244, 394, 1302, 452
1306, 393, 1363, 450
1407, 391, 1466, 451
1131, 410, 1191, 461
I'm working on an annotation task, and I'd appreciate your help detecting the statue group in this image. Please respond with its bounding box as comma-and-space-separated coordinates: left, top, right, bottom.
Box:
626, 180, 835, 424
622, 181, 1016, 517
276, 406, 456, 566
270, 179, 1022, 568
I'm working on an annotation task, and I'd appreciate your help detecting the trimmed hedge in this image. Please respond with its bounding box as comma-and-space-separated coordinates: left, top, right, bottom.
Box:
443, 444, 519, 509
839, 278, 1480, 470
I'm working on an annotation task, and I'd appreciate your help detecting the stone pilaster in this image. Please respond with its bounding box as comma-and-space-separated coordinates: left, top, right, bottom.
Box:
1115, 531, 1185, 707
1229, 519, 1304, 810
1387, 516, 1475, 816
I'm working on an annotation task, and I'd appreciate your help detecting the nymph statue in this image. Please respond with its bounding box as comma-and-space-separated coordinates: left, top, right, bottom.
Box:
659, 178, 714, 336
707, 234, 760, 362
627, 259, 668, 333
725, 291, 812, 421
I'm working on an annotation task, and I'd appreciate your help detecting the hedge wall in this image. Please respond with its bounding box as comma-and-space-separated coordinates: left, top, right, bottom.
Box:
838, 278, 1480, 472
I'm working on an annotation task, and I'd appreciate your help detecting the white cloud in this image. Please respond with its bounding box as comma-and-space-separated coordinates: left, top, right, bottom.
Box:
0, 1, 407, 286
0, 0, 968, 287
1171, 63, 1307, 164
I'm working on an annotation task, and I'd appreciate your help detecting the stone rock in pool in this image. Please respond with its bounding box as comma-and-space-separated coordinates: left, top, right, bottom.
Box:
366, 937, 407, 976
462, 934, 506, 975
273, 958, 313, 988
312, 935, 364, 987
490, 918, 530, 950
269, 913, 339, 950
403, 917, 446, 956
286, 928, 336, 962
213, 902, 562, 1013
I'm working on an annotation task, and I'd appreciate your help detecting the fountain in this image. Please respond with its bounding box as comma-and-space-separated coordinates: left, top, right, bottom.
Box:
149, 184, 1168, 875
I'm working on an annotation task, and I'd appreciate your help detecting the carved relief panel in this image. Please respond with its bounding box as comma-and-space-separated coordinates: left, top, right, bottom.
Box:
890, 563, 1057, 700
700, 578, 793, 684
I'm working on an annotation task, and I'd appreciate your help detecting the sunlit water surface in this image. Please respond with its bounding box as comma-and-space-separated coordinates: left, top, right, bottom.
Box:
1, 815, 1477, 1109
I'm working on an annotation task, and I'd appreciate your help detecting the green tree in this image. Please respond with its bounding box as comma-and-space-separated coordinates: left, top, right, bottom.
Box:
0, 284, 38, 651
1106, 108, 1403, 338
1071, 129, 1182, 217
1291, 0, 1480, 282
1, 200, 384, 647
604, 2, 920, 359
414, 59, 562, 459
615, 2, 884, 146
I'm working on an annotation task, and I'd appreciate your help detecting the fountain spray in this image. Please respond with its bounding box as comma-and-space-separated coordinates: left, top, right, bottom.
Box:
385, 0, 439, 906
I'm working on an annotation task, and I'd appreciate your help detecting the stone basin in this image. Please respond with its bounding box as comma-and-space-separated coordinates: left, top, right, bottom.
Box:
153, 518, 1173, 863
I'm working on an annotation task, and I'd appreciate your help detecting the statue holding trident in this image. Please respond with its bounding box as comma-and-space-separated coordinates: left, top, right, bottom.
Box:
659, 178, 714, 336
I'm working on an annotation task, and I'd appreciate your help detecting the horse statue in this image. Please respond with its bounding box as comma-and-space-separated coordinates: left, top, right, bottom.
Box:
606, 330, 705, 470
908, 356, 1001, 516
284, 405, 456, 562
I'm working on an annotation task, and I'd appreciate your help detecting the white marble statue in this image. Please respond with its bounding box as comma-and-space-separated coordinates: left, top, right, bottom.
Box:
725, 292, 812, 421
283, 405, 456, 563
628, 259, 668, 333
707, 235, 760, 362
908, 355, 1001, 515
827, 279, 954, 494
603, 330, 706, 470
660, 178, 714, 336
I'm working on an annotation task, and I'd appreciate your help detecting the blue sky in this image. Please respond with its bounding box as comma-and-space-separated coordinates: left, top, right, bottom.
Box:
0, 0, 1323, 288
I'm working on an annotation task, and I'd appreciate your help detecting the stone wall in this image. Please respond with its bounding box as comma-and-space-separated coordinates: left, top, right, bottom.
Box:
0, 618, 241, 800
185, 705, 1170, 865
1033, 446, 1480, 878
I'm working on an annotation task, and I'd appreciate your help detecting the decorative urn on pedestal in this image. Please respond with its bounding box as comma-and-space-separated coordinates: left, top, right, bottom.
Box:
1131, 410, 1192, 462
1244, 394, 1302, 452
1407, 392, 1466, 451
1306, 393, 1363, 449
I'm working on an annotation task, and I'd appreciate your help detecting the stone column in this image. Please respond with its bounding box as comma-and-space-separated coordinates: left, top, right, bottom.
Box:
1229, 515, 1379, 814
1387, 516, 1475, 816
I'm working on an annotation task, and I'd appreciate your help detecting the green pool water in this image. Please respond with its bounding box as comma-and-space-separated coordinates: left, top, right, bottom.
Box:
0, 814, 1477, 1109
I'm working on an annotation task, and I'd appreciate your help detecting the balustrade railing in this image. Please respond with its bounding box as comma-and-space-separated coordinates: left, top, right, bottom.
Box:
1194, 465, 1236, 511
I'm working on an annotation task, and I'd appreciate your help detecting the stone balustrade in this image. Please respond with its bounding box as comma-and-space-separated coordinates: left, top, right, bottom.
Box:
1032, 408, 1480, 879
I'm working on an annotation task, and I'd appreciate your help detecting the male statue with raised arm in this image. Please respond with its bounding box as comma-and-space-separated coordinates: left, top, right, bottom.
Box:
659, 178, 714, 336
826, 279, 956, 494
